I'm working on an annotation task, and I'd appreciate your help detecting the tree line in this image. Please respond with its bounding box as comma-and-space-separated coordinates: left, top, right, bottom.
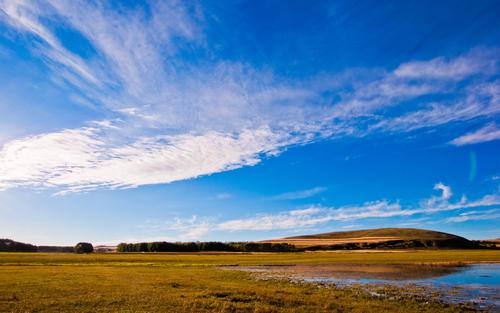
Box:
117, 241, 297, 252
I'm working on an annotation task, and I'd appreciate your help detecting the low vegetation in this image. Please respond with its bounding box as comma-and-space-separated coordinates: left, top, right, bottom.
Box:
0, 250, 498, 312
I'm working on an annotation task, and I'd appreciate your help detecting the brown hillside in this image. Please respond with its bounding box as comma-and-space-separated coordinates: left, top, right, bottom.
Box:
261, 228, 471, 248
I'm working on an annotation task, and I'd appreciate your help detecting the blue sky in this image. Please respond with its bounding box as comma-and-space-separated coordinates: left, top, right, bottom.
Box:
0, 0, 499, 245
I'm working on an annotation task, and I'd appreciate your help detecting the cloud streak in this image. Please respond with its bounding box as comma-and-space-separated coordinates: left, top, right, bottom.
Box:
449, 123, 500, 146
271, 187, 327, 200
446, 209, 500, 223
138, 216, 211, 241
0, 125, 300, 193
218, 200, 405, 231
130, 184, 500, 239
218, 184, 500, 231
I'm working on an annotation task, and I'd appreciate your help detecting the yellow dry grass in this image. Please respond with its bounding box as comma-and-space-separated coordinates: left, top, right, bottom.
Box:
0, 250, 498, 312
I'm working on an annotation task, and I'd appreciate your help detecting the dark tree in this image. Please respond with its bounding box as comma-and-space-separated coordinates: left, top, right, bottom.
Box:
116, 243, 127, 252
75, 242, 94, 254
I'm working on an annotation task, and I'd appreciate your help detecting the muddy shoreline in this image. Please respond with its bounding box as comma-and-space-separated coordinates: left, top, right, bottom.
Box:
220, 263, 500, 311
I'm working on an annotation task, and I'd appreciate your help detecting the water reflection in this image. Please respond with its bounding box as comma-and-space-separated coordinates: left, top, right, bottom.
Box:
226, 263, 500, 310
232, 263, 467, 281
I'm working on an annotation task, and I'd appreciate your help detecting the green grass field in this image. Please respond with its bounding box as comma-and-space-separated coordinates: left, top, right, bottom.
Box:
1, 250, 499, 312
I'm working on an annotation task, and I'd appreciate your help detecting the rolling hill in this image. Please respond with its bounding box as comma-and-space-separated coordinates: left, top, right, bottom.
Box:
0, 239, 74, 253
0, 239, 37, 252
261, 228, 477, 249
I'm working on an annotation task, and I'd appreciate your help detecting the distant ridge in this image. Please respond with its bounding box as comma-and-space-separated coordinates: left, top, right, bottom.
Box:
0, 239, 73, 253
0, 238, 37, 252
262, 228, 477, 249
286, 228, 464, 240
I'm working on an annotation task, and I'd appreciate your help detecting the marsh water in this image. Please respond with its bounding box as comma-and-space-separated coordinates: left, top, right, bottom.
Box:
226, 263, 500, 310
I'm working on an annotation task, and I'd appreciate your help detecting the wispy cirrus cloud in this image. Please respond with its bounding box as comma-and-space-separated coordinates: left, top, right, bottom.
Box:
271, 187, 327, 200
393, 53, 494, 79
0, 1, 499, 194
0, 125, 300, 193
214, 193, 232, 200
449, 123, 500, 146
218, 183, 500, 231
289, 208, 322, 216
446, 209, 500, 223
370, 80, 500, 133
218, 200, 405, 231
129, 184, 500, 240
138, 215, 211, 241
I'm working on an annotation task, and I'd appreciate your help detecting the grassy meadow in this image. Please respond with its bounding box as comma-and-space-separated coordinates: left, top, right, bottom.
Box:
1, 250, 499, 312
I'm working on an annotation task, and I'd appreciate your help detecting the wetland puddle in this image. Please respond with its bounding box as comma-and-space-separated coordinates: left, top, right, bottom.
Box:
223, 263, 500, 311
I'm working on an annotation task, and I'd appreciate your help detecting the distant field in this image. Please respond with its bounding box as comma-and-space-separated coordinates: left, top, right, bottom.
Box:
261, 228, 472, 248
262, 237, 403, 247
0, 250, 499, 312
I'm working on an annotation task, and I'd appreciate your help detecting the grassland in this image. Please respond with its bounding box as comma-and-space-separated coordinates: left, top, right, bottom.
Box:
0, 250, 499, 312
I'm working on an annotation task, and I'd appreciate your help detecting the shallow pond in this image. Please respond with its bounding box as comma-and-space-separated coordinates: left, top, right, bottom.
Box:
225, 263, 499, 311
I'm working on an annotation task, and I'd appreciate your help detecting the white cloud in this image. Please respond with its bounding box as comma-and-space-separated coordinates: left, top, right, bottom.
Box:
289, 208, 322, 216
272, 187, 327, 200
0, 1, 499, 193
0, 125, 300, 193
138, 215, 211, 241
446, 209, 500, 223
217, 184, 500, 231
431, 193, 500, 212
371, 81, 500, 132
0, 0, 317, 133
434, 183, 453, 201
217, 210, 328, 231
218, 200, 405, 231
449, 123, 500, 146
394, 53, 492, 79
132, 184, 500, 237
214, 193, 232, 200
182, 224, 211, 241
